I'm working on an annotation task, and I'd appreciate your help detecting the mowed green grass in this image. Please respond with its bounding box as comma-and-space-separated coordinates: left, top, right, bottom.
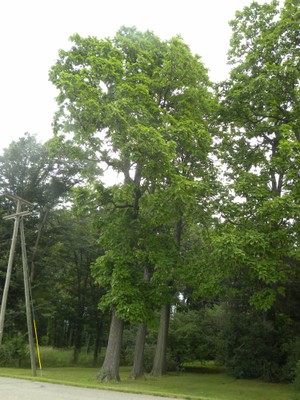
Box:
0, 366, 294, 400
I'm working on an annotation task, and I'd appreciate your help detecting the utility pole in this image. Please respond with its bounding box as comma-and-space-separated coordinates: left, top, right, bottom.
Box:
20, 217, 37, 376
0, 193, 36, 376
0, 199, 21, 345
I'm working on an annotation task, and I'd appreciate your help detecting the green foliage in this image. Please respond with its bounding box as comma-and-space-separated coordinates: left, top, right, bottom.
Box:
2, 2, 299, 386
215, 0, 300, 320
0, 334, 28, 367
50, 26, 217, 329
0, 346, 104, 368
0, 133, 86, 206
168, 307, 221, 365
38, 208, 106, 357
293, 360, 300, 400
283, 337, 300, 383
216, 308, 300, 382
38, 347, 104, 368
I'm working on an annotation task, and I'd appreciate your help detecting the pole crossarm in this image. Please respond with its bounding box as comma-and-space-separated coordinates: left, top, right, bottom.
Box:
1, 192, 34, 207
3, 211, 32, 220
1, 192, 33, 220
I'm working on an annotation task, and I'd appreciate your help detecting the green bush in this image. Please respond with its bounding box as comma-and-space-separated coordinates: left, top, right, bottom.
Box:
216, 310, 295, 382
168, 307, 222, 366
0, 334, 29, 367
293, 361, 300, 400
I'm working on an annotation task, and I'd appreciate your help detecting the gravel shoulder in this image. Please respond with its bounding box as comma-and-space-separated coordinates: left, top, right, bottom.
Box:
0, 376, 183, 400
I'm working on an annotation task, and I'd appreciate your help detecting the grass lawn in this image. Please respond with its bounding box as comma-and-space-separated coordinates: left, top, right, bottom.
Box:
0, 366, 294, 400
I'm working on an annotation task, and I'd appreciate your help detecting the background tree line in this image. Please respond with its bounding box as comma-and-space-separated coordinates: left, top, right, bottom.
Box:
0, 0, 299, 383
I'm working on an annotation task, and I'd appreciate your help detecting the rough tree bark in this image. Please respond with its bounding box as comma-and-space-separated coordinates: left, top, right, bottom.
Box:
97, 310, 124, 381
151, 303, 170, 376
131, 266, 151, 379
131, 322, 147, 379
151, 218, 182, 376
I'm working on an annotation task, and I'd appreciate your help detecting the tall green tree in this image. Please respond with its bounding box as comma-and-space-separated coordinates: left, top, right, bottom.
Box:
213, 0, 300, 379
217, 0, 300, 310
0, 133, 94, 280
50, 26, 216, 380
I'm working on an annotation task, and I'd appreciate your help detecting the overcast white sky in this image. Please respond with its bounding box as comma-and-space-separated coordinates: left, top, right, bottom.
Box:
0, 0, 271, 152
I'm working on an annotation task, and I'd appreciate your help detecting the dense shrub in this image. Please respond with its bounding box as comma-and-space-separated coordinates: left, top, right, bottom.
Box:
216, 310, 298, 382
168, 307, 222, 365
293, 360, 300, 400
0, 334, 29, 367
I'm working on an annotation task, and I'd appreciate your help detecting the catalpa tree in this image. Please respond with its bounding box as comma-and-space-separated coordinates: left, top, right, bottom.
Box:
49, 27, 216, 380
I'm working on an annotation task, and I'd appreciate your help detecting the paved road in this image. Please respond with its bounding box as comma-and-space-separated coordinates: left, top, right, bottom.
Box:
0, 377, 182, 400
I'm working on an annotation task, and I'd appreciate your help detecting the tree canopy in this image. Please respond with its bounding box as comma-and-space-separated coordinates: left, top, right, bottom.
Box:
0, 0, 299, 384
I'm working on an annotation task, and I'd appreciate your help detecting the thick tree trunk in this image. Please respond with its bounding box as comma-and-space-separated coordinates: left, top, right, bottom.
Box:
97, 310, 124, 381
131, 322, 147, 379
131, 266, 151, 378
151, 304, 170, 376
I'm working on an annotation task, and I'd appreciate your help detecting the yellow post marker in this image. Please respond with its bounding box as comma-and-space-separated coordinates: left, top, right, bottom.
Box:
33, 319, 42, 375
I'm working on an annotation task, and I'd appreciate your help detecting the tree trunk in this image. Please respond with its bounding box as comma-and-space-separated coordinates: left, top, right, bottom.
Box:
93, 316, 103, 366
72, 345, 81, 364
72, 318, 83, 364
151, 304, 170, 376
131, 323, 147, 379
97, 310, 124, 381
131, 267, 150, 379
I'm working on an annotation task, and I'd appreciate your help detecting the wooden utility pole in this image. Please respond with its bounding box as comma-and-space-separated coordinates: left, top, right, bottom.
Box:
0, 200, 21, 345
0, 193, 36, 376
20, 217, 37, 375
